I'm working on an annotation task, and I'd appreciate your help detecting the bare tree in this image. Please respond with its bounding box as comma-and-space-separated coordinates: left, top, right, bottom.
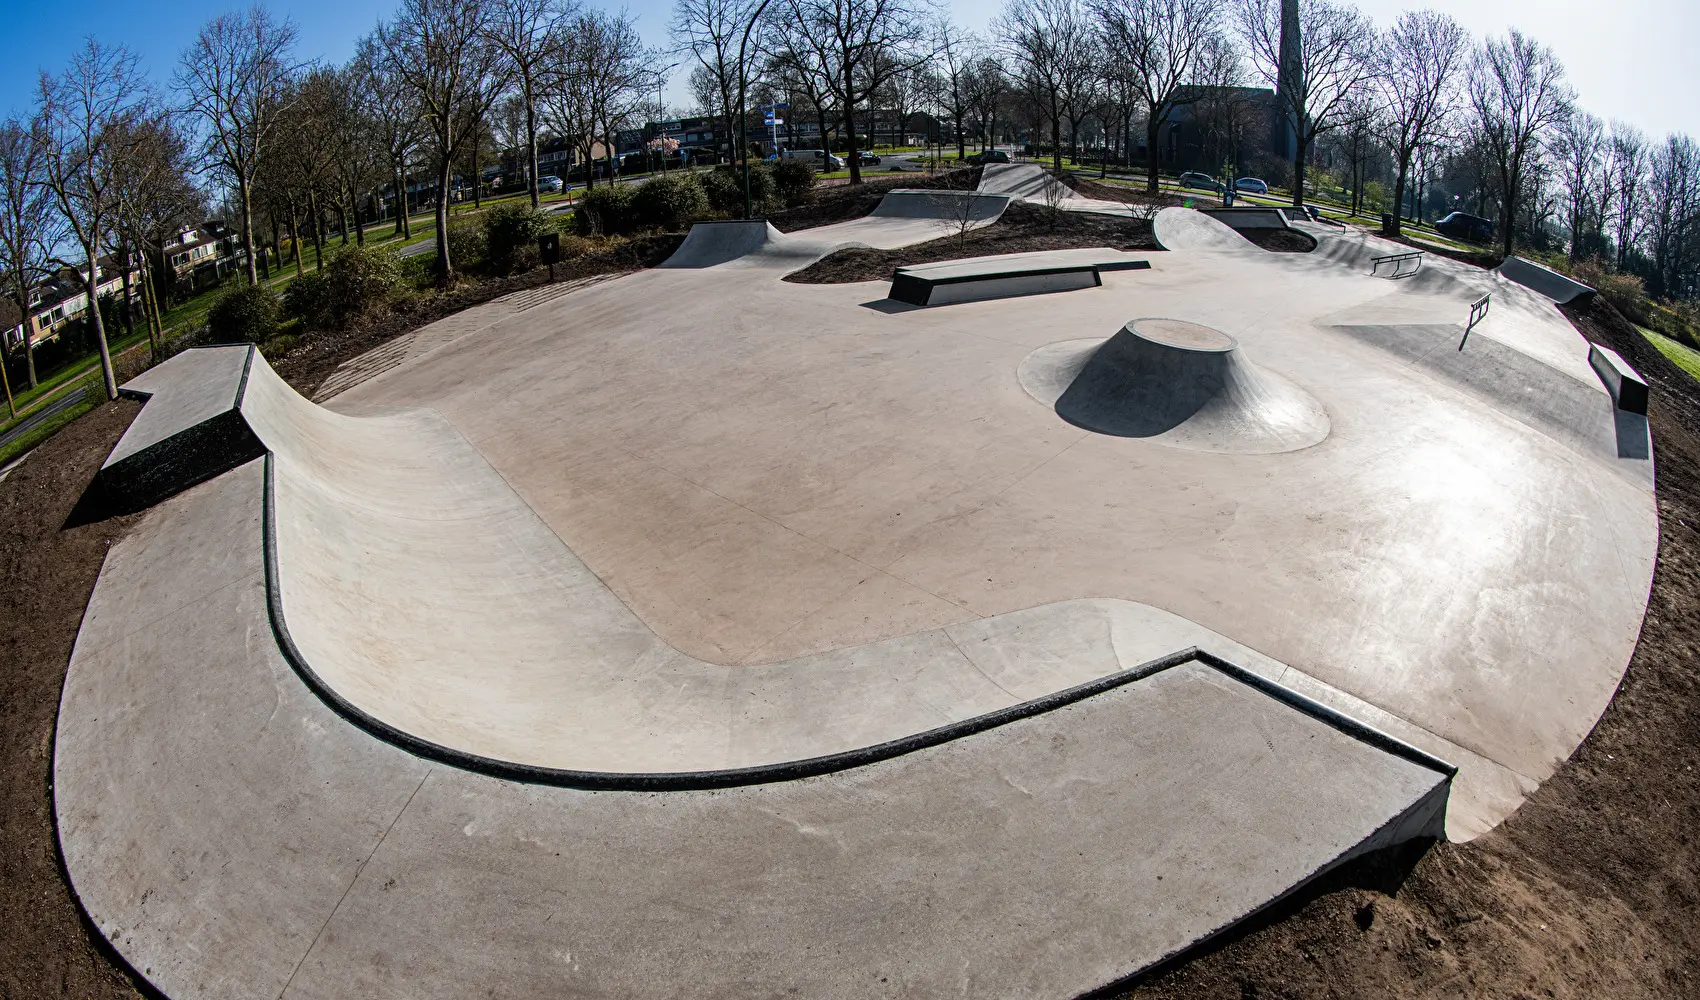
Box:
1607, 123, 1649, 271
1467, 29, 1572, 258
673, 0, 765, 165
963, 54, 1009, 152
1092, 0, 1216, 195
1552, 107, 1605, 263
111, 115, 201, 357
1372, 9, 1467, 236
780, 0, 935, 184
997, 0, 1091, 173
1236, 0, 1376, 207
352, 33, 420, 238
0, 118, 56, 393
488, 0, 573, 207
1646, 133, 1699, 300
35, 40, 153, 400
176, 6, 298, 286
382, 0, 510, 284
934, 20, 976, 159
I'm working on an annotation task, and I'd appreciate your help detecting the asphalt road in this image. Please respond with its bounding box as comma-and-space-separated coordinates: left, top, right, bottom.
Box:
0, 385, 89, 453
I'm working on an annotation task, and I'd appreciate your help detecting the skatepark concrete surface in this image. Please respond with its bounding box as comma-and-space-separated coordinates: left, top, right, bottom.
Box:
55, 189, 1657, 998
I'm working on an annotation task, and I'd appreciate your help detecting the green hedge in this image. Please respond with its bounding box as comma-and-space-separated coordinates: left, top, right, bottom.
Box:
483, 204, 556, 275
206, 283, 281, 343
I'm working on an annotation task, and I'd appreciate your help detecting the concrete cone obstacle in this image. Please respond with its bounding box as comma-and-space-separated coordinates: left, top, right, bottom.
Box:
1022, 318, 1330, 454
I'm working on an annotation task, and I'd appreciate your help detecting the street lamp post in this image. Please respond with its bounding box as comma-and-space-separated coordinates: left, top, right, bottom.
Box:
736, 0, 774, 219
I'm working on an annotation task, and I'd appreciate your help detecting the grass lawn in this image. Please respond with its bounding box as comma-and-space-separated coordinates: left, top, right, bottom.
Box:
0, 375, 100, 466
1640, 325, 1700, 382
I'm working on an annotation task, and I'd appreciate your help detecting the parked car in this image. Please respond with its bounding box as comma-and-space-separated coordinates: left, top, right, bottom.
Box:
966, 149, 1011, 165
1434, 211, 1495, 243
782, 148, 844, 171
1178, 171, 1222, 193
538, 175, 564, 193
851, 150, 881, 165
1234, 177, 1268, 195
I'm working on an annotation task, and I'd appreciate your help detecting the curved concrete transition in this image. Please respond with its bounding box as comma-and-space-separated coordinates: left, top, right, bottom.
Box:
1497, 255, 1597, 304
662, 188, 1010, 269
1022, 319, 1330, 454
977, 161, 1141, 216
659, 219, 791, 268
1153, 207, 1258, 251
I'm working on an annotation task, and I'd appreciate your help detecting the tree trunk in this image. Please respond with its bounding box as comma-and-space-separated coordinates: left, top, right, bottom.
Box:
472, 137, 483, 209
351, 179, 365, 246
14, 276, 36, 389
238, 173, 259, 285
525, 78, 540, 209
434, 154, 454, 285
0, 328, 13, 418
1050, 97, 1062, 172
1391, 150, 1411, 237
289, 198, 304, 276
1145, 115, 1162, 195
844, 93, 861, 186
81, 264, 116, 400
1292, 132, 1310, 208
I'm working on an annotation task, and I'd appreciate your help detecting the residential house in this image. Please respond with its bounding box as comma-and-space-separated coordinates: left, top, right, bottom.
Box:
3, 256, 141, 352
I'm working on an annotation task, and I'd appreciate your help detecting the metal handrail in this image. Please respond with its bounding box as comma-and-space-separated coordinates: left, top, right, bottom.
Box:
1459, 294, 1491, 350
1370, 250, 1424, 279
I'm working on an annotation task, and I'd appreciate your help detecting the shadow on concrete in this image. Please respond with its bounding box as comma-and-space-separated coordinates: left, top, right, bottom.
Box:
860, 298, 922, 314
1082, 837, 1438, 998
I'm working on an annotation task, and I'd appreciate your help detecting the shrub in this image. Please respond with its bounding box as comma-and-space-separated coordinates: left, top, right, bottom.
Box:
574, 182, 640, 236
1572, 259, 1646, 321
206, 283, 281, 343
698, 168, 741, 214
483, 204, 556, 275
445, 218, 487, 274
701, 164, 777, 214
326, 243, 401, 321
283, 271, 332, 328
771, 159, 816, 206
630, 173, 709, 231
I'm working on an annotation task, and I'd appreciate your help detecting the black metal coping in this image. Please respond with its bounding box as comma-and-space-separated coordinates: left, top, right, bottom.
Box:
1589, 343, 1650, 414
260, 454, 1456, 791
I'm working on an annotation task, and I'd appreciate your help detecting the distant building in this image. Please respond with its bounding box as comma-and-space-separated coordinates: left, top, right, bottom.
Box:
2, 256, 141, 351
155, 223, 247, 297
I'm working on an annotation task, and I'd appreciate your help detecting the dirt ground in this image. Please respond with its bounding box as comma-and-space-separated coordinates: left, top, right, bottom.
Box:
785, 200, 1162, 284
1, 206, 1697, 999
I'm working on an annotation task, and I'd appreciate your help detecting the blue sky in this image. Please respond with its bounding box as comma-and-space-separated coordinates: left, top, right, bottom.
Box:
1, 0, 1695, 140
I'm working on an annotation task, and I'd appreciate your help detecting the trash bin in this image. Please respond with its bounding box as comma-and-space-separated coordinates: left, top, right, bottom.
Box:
1380, 212, 1395, 236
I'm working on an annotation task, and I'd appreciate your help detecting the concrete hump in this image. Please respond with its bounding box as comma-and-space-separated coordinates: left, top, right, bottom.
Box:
871, 188, 1010, 223
1497, 256, 1596, 304
1153, 207, 1256, 251
1048, 318, 1330, 454
660, 219, 791, 268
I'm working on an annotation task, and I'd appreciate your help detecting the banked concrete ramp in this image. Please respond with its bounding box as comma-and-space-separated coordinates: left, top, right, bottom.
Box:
1153, 207, 1258, 251
59, 343, 1454, 999
977, 162, 1140, 216
663, 188, 1011, 269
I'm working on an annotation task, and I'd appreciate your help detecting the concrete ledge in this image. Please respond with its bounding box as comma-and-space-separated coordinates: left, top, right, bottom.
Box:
1590, 343, 1650, 414
1497, 256, 1596, 304
98, 345, 264, 513
888, 251, 1151, 306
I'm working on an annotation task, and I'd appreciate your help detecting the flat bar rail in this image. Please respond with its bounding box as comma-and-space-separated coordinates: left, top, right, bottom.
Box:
1370, 250, 1424, 278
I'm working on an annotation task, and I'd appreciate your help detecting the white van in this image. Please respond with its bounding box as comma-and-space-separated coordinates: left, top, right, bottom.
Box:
781, 148, 843, 172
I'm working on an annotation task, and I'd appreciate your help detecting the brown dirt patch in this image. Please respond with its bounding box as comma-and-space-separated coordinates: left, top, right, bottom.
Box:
783, 201, 1161, 285
1059, 171, 1184, 209
1239, 227, 1318, 253
0, 399, 150, 1000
